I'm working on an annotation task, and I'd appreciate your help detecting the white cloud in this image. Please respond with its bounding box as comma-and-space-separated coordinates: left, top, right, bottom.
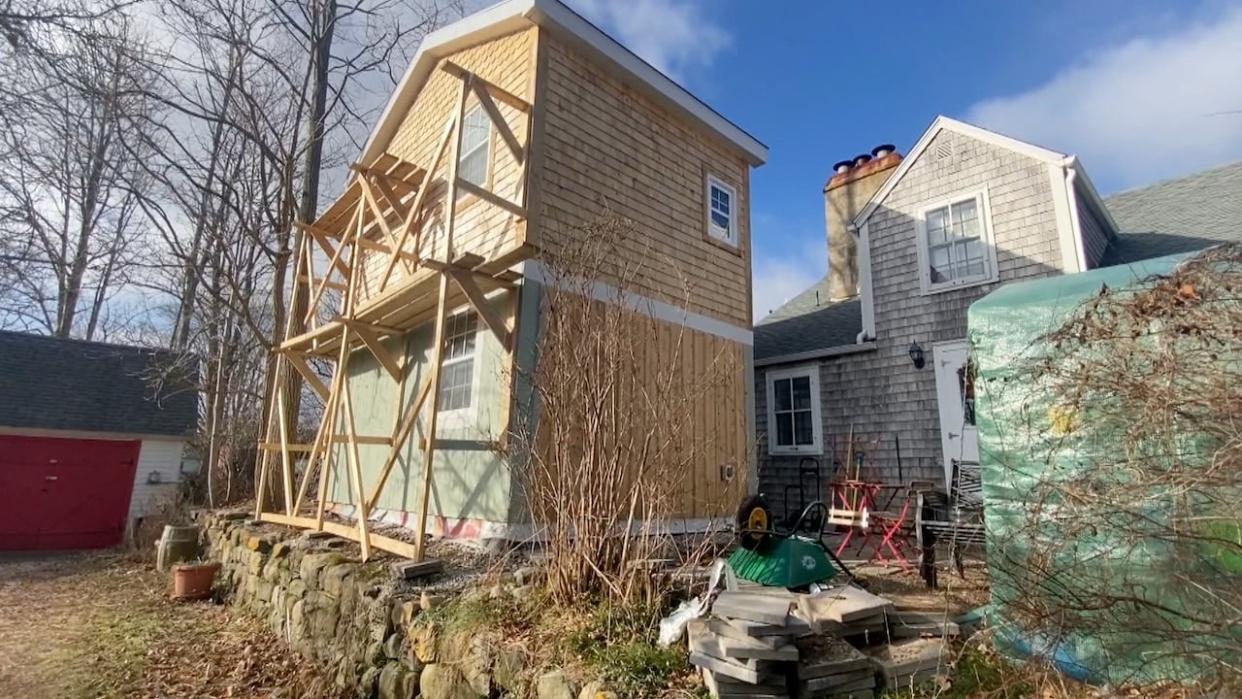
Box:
751, 237, 826, 323
567, 0, 730, 83
967, 7, 1242, 191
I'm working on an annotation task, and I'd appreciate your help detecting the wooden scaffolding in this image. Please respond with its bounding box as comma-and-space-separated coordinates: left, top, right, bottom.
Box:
254, 62, 534, 561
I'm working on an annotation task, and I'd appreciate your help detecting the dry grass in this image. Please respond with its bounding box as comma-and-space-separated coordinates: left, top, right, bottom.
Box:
0, 550, 344, 699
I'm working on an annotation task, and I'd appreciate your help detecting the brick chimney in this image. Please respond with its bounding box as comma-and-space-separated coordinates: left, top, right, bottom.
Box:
824, 145, 902, 300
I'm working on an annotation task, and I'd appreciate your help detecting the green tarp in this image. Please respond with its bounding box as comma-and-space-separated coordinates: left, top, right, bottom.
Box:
968, 251, 1240, 685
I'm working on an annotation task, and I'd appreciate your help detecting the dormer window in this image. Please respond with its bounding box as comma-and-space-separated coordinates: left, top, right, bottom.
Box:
705, 174, 737, 247
915, 188, 998, 293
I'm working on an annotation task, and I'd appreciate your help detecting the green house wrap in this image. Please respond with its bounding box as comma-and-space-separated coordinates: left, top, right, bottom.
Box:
967, 249, 1241, 685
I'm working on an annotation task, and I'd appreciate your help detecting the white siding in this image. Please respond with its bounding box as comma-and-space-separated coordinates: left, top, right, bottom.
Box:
129, 439, 186, 520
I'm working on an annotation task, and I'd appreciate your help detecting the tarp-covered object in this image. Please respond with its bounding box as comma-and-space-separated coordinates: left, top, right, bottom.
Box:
968, 247, 1241, 685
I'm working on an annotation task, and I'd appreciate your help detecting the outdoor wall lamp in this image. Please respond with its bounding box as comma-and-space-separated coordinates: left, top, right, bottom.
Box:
908, 340, 925, 369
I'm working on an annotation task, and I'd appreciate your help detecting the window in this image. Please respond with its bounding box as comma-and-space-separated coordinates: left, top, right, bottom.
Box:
917, 189, 997, 293
457, 104, 491, 195
437, 311, 478, 412
765, 365, 822, 455
705, 175, 737, 247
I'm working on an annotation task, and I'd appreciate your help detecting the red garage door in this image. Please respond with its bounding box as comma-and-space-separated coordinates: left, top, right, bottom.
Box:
0, 435, 140, 550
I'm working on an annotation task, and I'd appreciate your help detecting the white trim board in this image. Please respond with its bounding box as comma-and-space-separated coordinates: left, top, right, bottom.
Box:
523, 261, 754, 346
0, 426, 190, 442
754, 340, 875, 368
359, 0, 767, 168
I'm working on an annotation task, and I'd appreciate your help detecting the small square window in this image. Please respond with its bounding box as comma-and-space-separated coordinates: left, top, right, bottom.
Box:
705, 174, 738, 247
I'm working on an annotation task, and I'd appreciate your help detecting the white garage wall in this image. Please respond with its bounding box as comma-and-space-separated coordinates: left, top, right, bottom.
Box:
129, 439, 187, 520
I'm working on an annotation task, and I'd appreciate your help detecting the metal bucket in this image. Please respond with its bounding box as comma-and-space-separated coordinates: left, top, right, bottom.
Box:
156, 525, 200, 572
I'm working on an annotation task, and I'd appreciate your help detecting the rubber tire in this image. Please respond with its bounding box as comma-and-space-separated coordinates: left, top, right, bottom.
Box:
736, 494, 773, 551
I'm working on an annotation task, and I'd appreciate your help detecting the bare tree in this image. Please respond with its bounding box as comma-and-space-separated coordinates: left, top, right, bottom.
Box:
0, 19, 159, 338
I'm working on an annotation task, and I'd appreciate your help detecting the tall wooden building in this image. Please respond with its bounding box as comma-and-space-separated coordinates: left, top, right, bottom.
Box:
256, 0, 767, 558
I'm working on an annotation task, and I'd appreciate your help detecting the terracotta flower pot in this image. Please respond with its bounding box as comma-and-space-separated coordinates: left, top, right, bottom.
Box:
172, 562, 220, 601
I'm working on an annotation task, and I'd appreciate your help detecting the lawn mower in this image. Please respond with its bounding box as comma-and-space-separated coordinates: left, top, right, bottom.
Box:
729, 494, 858, 589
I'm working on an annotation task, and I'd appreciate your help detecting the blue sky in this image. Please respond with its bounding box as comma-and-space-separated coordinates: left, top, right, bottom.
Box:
568, 0, 1242, 319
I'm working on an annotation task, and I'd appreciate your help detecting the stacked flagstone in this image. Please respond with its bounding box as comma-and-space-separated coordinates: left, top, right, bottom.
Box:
688, 579, 968, 698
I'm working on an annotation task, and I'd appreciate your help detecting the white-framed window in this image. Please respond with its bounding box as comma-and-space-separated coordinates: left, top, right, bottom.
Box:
457, 104, 491, 195
915, 188, 999, 294
437, 311, 478, 413
765, 364, 822, 455
705, 174, 737, 247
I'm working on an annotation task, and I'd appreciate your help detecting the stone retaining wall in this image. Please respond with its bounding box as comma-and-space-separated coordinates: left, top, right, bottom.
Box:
203, 513, 422, 699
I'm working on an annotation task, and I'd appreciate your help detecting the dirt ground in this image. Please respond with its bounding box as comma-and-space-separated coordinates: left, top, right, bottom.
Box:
0, 550, 343, 699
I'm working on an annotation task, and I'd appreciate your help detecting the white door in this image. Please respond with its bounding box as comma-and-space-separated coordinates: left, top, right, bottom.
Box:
933, 340, 979, 491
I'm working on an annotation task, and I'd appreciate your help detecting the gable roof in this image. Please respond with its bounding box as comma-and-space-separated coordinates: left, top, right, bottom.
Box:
0, 331, 198, 437
360, 0, 767, 167
1101, 160, 1242, 266
852, 116, 1069, 228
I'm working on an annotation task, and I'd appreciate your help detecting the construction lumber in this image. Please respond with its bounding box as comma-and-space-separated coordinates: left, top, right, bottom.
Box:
441, 60, 531, 112
390, 558, 444, 581
258, 512, 417, 559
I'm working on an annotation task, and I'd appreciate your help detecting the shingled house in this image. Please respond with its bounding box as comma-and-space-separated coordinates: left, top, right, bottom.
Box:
754, 116, 1240, 508
254, 0, 766, 557
0, 331, 199, 549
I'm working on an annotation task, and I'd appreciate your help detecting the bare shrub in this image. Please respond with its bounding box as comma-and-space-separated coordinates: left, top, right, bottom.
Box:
500, 216, 746, 606
984, 243, 1241, 686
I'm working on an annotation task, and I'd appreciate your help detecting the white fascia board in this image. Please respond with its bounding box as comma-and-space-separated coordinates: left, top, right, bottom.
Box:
1065, 156, 1121, 237
852, 115, 1068, 229
1047, 162, 1083, 273
754, 340, 876, 368
360, 0, 767, 168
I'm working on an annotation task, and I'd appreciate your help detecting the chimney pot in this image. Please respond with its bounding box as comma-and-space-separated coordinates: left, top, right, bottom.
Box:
853, 154, 872, 167
871, 143, 896, 159
832, 160, 853, 174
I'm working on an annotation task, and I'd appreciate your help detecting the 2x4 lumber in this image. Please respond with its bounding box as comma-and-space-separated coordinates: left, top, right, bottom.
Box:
366, 376, 433, 513
297, 222, 352, 278
455, 178, 526, 219
305, 222, 355, 326
448, 268, 512, 350
300, 275, 346, 292
378, 115, 457, 293
283, 351, 330, 402
258, 512, 418, 559
441, 60, 531, 113
258, 442, 314, 452
357, 174, 415, 279
415, 274, 451, 562
346, 319, 403, 381
296, 342, 347, 516
276, 370, 296, 516
414, 75, 468, 563
339, 353, 372, 561
330, 434, 391, 446
470, 79, 524, 164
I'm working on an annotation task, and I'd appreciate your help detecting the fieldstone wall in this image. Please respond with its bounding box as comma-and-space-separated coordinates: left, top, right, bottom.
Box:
202, 513, 422, 699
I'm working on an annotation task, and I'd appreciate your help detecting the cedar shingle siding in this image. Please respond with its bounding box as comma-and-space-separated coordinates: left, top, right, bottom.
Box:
756, 128, 1069, 506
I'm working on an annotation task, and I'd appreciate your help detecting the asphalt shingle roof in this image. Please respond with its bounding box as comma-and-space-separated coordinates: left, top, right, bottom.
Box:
0, 331, 198, 437
1102, 160, 1242, 266
754, 276, 862, 361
